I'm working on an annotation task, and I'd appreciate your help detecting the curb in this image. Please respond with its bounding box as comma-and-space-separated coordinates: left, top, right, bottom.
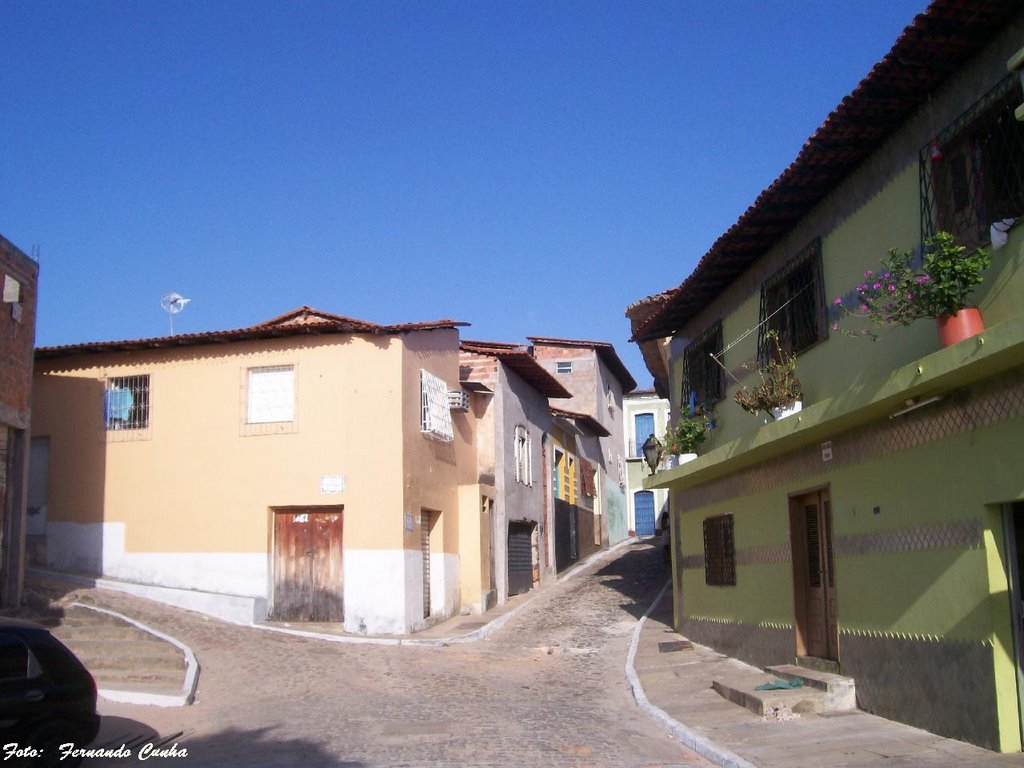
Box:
71, 603, 200, 708
625, 581, 757, 768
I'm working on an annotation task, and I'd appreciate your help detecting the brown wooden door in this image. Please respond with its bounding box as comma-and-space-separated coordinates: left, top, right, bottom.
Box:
791, 490, 838, 661
273, 508, 344, 622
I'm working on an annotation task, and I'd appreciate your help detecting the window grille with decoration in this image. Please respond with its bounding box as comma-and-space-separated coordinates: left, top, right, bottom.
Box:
757, 238, 826, 363
703, 514, 735, 586
682, 321, 723, 407
104, 375, 150, 431
920, 74, 1024, 250
420, 369, 453, 442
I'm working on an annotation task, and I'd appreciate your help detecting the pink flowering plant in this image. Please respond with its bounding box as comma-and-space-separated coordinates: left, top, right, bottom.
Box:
834, 231, 991, 340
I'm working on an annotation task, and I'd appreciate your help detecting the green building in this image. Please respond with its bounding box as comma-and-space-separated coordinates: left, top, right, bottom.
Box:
629, 2, 1024, 752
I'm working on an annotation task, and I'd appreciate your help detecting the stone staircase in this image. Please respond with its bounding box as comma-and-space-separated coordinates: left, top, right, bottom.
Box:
44, 602, 195, 706
712, 663, 856, 718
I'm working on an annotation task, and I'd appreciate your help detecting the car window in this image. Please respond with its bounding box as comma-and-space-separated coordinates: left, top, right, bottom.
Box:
0, 633, 42, 681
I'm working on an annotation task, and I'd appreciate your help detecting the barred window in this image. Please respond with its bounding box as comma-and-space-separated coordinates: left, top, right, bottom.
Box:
513, 425, 532, 486
104, 375, 150, 431
682, 321, 723, 407
758, 239, 826, 362
420, 369, 453, 442
703, 514, 735, 587
921, 74, 1024, 250
556, 361, 573, 374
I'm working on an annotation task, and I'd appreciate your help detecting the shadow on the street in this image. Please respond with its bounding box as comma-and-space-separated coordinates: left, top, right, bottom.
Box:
82, 716, 364, 767
591, 540, 670, 620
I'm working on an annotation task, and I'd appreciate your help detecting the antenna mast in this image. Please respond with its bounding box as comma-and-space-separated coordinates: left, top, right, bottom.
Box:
161, 292, 191, 335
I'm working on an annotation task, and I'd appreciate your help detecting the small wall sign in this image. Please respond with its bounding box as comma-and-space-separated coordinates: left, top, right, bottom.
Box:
320, 475, 345, 494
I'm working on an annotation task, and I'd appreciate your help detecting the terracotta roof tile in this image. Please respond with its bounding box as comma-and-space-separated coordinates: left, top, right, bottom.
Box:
37, 306, 468, 359
549, 406, 612, 438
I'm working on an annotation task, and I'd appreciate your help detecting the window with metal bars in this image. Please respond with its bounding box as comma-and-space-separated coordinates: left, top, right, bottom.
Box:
703, 514, 735, 586
420, 369, 453, 442
682, 321, 723, 407
104, 375, 150, 431
920, 74, 1024, 251
757, 239, 826, 362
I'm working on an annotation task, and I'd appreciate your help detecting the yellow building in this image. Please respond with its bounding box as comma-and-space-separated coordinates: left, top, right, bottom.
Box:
31, 307, 469, 634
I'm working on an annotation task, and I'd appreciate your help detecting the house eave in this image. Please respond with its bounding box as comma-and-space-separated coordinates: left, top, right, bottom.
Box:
645, 314, 1024, 492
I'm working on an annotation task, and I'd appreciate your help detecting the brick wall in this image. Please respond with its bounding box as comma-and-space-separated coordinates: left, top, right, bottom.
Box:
0, 236, 39, 421
458, 353, 498, 388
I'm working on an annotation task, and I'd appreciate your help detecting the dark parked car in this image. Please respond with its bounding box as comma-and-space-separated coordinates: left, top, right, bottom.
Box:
0, 618, 100, 767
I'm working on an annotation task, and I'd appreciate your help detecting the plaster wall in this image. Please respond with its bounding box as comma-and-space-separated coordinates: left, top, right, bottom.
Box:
399, 329, 462, 624
32, 335, 406, 557
674, 373, 1024, 751
491, 364, 554, 601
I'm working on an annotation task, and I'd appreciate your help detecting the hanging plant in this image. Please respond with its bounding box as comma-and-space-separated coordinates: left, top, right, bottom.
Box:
734, 331, 803, 418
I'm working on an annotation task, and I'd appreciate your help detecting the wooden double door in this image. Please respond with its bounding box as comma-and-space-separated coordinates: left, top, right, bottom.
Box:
790, 489, 839, 662
272, 507, 344, 622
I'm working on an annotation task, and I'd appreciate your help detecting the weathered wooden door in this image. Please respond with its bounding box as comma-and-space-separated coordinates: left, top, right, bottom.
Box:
272, 508, 344, 622
791, 490, 838, 661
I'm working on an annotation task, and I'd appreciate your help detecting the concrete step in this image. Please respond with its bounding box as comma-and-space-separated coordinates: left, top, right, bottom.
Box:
712, 665, 857, 718
44, 605, 193, 701
90, 666, 184, 685
765, 663, 856, 711
53, 624, 155, 642
712, 670, 824, 716
96, 678, 188, 696
66, 649, 185, 674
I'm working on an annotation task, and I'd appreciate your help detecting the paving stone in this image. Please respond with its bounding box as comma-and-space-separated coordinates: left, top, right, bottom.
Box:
67, 541, 708, 767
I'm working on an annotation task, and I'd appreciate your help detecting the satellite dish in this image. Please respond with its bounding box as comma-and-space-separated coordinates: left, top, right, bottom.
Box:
161, 292, 191, 334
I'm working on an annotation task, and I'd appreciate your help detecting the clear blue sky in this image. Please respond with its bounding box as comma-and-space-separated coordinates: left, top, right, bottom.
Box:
2, 1, 928, 388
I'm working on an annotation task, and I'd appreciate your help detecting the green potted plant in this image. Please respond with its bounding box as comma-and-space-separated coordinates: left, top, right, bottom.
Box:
833, 231, 991, 346
734, 331, 803, 420
661, 412, 708, 464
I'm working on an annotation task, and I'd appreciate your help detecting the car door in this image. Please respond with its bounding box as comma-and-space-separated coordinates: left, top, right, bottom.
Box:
0, 632, 46, 738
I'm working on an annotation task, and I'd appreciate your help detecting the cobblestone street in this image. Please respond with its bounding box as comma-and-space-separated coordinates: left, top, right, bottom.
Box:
80, 541, 709, 767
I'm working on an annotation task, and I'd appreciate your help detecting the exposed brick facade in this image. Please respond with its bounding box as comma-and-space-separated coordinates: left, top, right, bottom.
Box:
0, 235, 38, 607
0, 236, 38, 423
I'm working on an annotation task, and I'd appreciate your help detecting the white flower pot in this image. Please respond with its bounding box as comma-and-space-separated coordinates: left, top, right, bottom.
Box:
771, 400, 802, 421
665, 452, 698, 469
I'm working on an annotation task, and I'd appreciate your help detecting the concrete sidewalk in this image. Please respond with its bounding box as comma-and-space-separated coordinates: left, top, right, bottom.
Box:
628, 585, 1024, 768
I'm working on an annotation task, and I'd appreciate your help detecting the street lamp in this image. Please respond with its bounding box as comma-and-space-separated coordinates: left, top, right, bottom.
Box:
641, 433, 662, 476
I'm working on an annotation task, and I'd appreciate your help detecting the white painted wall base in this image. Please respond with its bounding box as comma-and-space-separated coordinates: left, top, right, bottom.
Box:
343, 549, 460, 635
44, 524, 461, 635
46, 522, 267, 598
343, 549, 412, 634
27, 567, 265, 626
